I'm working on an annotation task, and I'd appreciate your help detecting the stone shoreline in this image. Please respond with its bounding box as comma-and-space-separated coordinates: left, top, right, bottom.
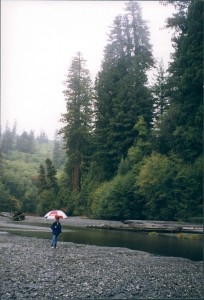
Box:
0, 232, 203, 299
0, 215, 203, 234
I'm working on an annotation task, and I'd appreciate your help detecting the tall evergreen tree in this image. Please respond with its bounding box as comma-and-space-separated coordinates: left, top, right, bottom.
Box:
36, 159, 59, 194
35, 159, 59, 214
0, 123, 14, 155
61, 52, 94, 191
94, 1, 154, 180
157, 1, 203, 161
37, 164, 47, 194
45, 158, 59, 193
53, 131, 66, 169
152, 61, 170, 122
16, 130, 35, 153
36, 131, 48, 144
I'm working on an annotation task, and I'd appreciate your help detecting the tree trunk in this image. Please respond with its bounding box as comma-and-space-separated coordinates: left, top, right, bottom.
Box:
73, 162, 80, 191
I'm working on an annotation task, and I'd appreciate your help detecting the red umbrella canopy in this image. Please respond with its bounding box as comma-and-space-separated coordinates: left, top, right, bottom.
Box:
44, 210, 68, 219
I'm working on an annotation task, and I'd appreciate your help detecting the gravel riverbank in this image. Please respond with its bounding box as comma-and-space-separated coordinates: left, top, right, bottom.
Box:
1, 215, 202, 234
0, 232, 203, 299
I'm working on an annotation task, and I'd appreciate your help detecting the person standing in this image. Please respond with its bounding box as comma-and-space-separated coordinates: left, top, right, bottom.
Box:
51, 216, 62, 248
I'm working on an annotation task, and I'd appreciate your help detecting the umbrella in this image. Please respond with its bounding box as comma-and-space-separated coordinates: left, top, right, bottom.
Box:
44, 210, 68, 219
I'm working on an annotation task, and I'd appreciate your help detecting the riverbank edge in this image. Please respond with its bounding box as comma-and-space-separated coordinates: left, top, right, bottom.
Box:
0, 213, 203, 234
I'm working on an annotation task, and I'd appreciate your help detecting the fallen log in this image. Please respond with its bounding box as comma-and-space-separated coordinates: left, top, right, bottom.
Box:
12, 212, 25, 221
85, 222, 203, 234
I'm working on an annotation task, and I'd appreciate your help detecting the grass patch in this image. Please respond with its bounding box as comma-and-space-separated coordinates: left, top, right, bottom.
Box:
148, 231, 159, 236
176, 233, 202, 240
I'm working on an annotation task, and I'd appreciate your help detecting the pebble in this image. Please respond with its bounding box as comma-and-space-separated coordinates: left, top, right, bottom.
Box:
0, 234, 203, 299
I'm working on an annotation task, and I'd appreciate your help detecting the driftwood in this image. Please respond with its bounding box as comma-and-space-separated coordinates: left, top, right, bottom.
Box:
126, 220, 203, 234
12, 212, 25, 221
0, 212, 25, 221
85, 220, 203, 234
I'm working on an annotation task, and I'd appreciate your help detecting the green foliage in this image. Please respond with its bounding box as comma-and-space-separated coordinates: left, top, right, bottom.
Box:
0, 181, 20, 212
21, 187, 37, 213
35, 142, 53, 160
54, 171, 73, 215
0, 131, 56, 214
36, 189, 57, 216
0, 158, 38, 213
136, 153, 203, 221
91, 172, 140, 220
3, 142, 53, 165
136, 153, 177, 220
45, 159, 59, 192
35, 158, 60, 215
117, 158, 131, 176
16, 130, 36, 153
174, 155, 203, 221
177, 233, 202, 240
127, 116, 152, 176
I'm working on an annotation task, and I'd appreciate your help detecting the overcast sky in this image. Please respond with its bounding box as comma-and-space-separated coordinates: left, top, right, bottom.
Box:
1, 0, 175, 139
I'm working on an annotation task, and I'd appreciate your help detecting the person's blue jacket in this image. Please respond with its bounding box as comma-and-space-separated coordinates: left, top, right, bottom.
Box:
51, 221, 61, 236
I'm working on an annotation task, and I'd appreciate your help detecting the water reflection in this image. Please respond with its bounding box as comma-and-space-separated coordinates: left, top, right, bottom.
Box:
8, 226, 203, 261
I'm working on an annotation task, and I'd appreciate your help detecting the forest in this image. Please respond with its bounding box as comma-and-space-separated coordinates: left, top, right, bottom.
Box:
0, 1, 203, 222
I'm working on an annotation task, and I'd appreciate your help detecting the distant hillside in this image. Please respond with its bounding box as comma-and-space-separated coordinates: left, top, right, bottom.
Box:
0, 140, 66, 214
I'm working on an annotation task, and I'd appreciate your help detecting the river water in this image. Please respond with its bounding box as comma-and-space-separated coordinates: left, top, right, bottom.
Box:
8, 225, 203, 261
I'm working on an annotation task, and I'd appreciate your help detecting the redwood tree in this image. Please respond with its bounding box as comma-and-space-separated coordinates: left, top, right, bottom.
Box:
94, 1, 154, 180
61, 52, 94, 191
